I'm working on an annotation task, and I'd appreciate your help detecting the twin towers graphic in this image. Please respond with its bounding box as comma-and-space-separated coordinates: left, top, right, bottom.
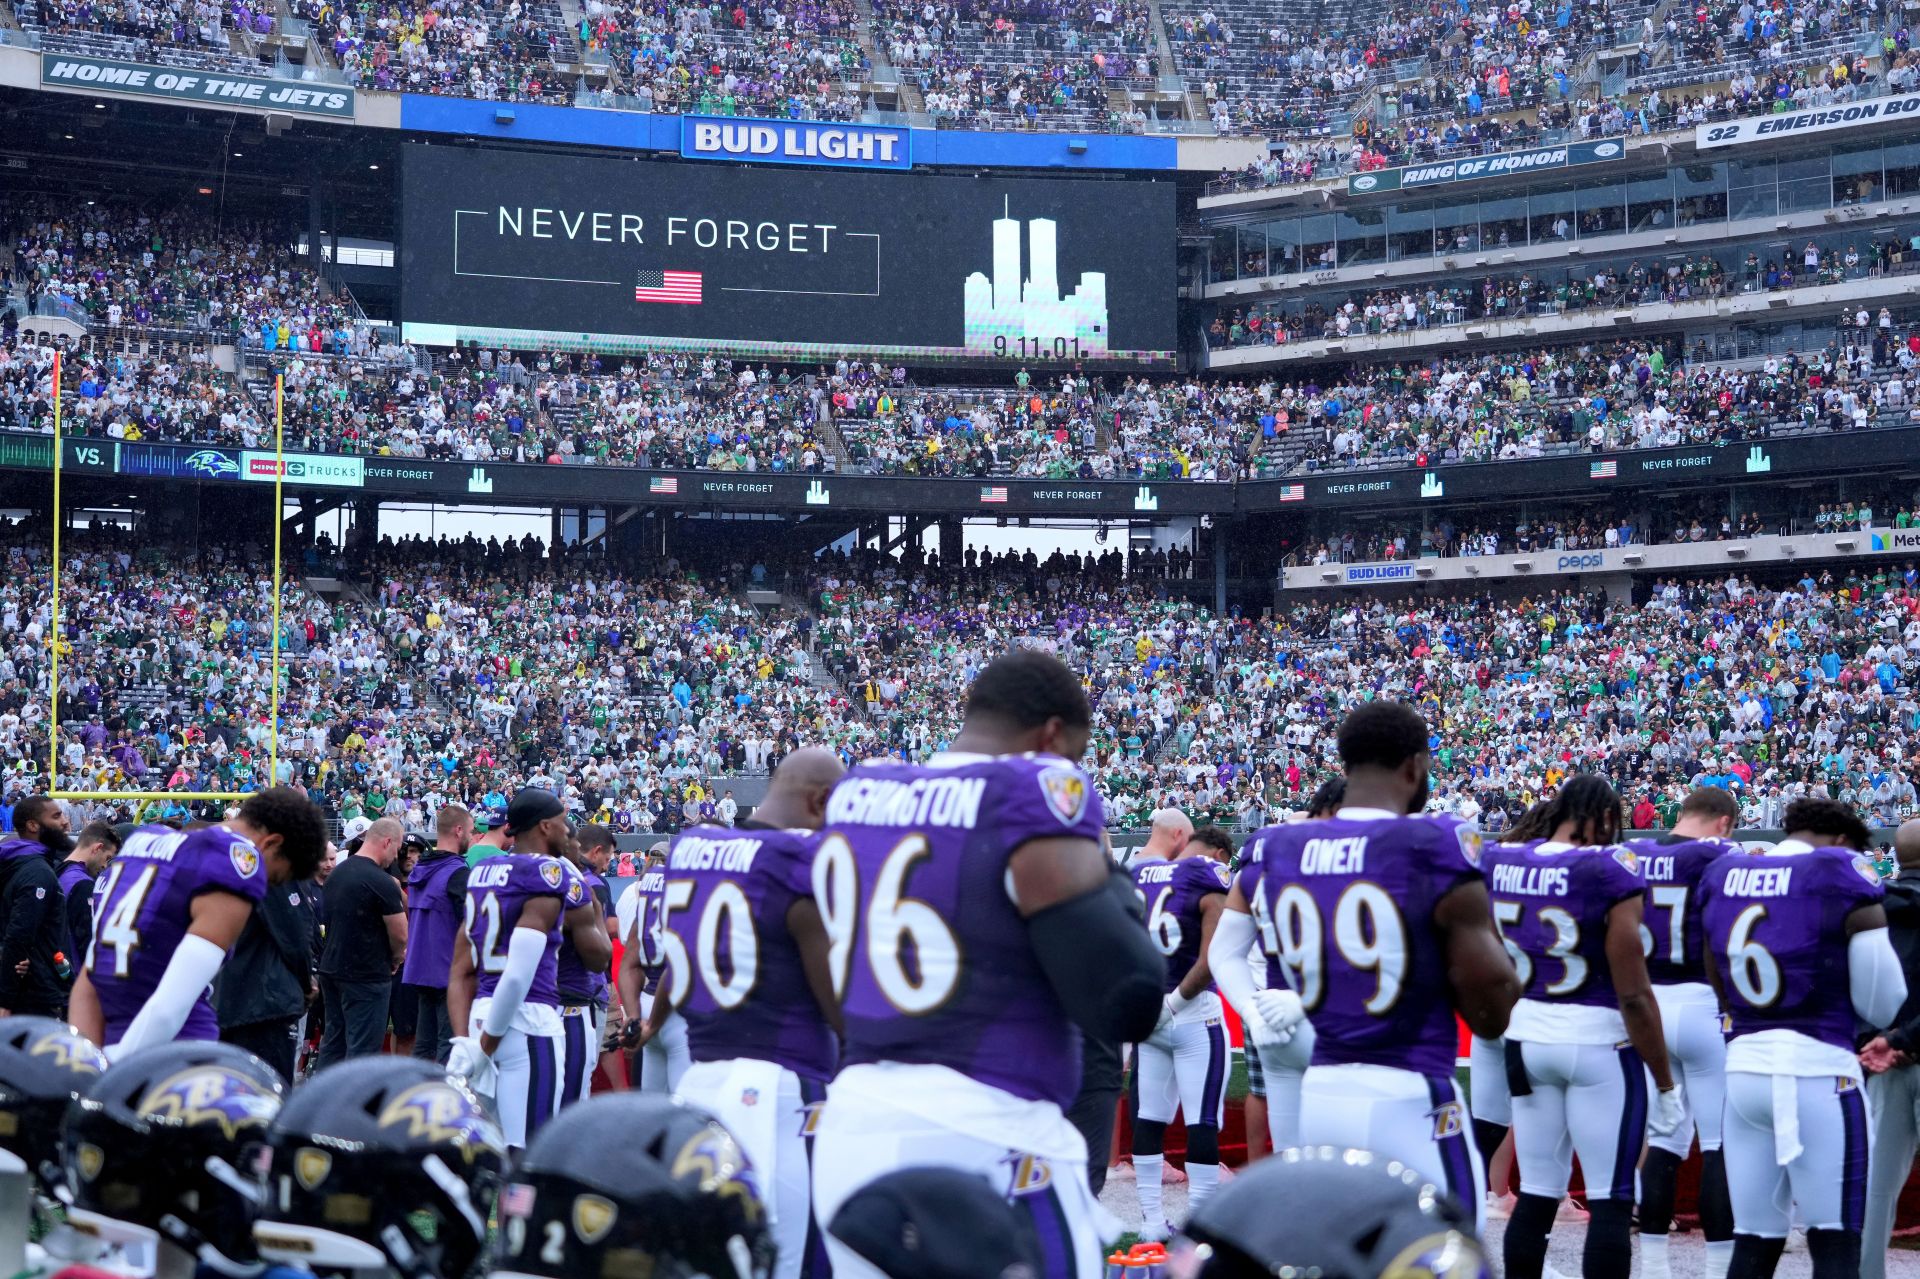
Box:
962, 198, 1111, 357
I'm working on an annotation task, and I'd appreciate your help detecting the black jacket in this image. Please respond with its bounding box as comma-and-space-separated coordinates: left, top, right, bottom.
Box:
213, 881, 313, 1028
0, 839, 67, 1015
1881, 868, 1920, 1054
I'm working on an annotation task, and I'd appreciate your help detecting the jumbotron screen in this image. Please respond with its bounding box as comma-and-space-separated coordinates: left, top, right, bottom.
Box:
398, 144, 1178, 367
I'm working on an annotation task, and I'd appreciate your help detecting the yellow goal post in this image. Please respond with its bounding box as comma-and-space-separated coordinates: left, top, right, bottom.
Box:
46, 352, 287, 806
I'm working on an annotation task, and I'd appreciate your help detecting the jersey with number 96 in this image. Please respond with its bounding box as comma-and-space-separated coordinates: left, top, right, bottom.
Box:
1132, 855, 1231, 992
814, 753, 1106, 1108
661, 825, 837, 1081
1699, 845, 1882, 1050
89, 824, 267, 1045
462, 854, 572, 1007
1246, 812, 1482, 1079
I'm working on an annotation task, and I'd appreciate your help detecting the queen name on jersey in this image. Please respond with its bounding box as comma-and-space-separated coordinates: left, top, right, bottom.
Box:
1249, 811, 1481, 1080
88, 826, 267, 1045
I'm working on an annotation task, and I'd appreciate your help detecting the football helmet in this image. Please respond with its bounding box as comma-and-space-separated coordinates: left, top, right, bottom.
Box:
492, 1093, 774, 1279
256, 1057, 505, 1279
1166, 1147, 1490, 1279
62, 1040, 284, 1265
0, 1017, 107, 1198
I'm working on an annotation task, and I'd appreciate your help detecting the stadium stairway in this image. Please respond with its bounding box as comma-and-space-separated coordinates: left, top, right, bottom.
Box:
848, 0, 926, 114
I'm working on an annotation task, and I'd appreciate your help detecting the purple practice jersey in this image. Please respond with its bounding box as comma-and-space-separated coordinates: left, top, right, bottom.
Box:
1247, 811, 1482, 1079
401, 851, 467, 991
1132, 854, 1231, 993
1700, 845, 1884, 1051
1483, 840, 1645, 1008
1623, 834, 1743, 985
88, 825, 268, 1045
556, 864, 610, 1006
818, 753, 1106, 1108
463, 854, 570, 1008
664, 825, 837, 1081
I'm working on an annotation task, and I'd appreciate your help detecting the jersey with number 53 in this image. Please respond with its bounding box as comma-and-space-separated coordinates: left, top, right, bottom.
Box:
660, 825, 837, 1081
88, 824, 267, 1045
1482, 839, 1645, 1009
815, 752, 1107, 1108
1699, 845, 1883, 1051
1132, 855, 1231, 993
463, 854, 574, 1007
1622, 834, 1743, 985
1247, 811, 1482, 1079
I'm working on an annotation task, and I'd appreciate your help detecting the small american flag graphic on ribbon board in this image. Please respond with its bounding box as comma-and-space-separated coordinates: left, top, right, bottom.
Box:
635, 270, 703, 304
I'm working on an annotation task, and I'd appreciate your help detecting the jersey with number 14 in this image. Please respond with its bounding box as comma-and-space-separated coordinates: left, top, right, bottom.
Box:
1245, 811, 1482, 1079
88, 825, 268, 1045
817, 752, 1106, 1108
463, 854, 579, 1008
1132, 855, 1231, 992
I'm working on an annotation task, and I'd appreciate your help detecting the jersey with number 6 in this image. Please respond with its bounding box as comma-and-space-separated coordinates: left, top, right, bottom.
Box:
1699, 845, 1883, 1051
463, 854, 574, 1008
1622, 834, 1742, 985
1246, 811, 1482, 1079
815, 752, 1106, 1108
1132, 855, 1231, 992
1482, 840, 1645, 1008
88, 824, 267, 1045
662, 825, 837, 1081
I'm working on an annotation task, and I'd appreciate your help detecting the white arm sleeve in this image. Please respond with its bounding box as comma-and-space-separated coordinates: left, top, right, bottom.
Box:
1207, 908, 1262, 1024
1850, 928, 1908, 1028
483, 926, 548, 1037
106, 933, 227, 1061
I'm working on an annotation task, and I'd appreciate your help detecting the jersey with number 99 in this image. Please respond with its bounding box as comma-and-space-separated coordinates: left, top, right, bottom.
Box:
1246, 811, 1482, 1079
814, 753, 1106, 1108
1132, 855, 1231, 992
661, 825, 837, 1081
89, 824, 267, 1045
462, 854, 570, 1007
1699, 845, 1882, 1050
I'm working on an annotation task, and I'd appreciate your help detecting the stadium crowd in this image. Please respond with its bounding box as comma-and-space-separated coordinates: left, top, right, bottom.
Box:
0, 520, 1915, 841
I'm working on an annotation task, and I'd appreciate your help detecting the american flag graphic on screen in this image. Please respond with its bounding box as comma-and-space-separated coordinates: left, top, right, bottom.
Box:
979, 486, 1008, 504
1590, 460, 1618, 479
635, 270, 703, 304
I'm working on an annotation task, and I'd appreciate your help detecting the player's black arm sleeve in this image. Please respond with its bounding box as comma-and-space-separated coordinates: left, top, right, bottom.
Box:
1027, 864, 1163, 1046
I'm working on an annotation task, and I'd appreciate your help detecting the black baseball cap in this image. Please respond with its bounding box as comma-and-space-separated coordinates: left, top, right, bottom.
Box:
828, 1168, 1043, 1279
505, 788, 565, 836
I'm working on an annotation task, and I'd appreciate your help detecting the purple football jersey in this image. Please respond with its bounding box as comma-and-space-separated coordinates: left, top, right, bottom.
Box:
1248, 811, 1483, 1079
402, 851, 467, 990
556, 864, 610, 1005
1483, 840, 1645, 1008
1700, 846, 1884, 1051
88, 825, 267, 1045
1623, 835, 1742, 985
819, 753, 1106, 1108
663, 825, 838, 1081
630, 867, 667, 996
463, 854, 568, 1008
1133, 854, 1232, 993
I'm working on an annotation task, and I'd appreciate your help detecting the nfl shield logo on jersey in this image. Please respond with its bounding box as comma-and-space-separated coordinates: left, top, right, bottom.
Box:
1039, 766, 1088, 825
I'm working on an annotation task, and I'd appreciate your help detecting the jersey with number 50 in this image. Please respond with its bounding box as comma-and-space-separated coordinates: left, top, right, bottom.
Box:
1132, 855, 1231, 993
660, 825, 837, 1081
1246, 811, 1482, 1079
1621, 834, 1742, 985
88, 824, 267, 1046
462, 854, 573, 1007
814, 752, 1107, 1108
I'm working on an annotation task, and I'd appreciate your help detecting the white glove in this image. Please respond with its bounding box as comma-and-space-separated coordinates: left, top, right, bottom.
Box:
1650, 1084, 1686, 1138
1155, 989, 1193, 1035
446, 1036, 498, 1099
1250, 988, 1305, 1041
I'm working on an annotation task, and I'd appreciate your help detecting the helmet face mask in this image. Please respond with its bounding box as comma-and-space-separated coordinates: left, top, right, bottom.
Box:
257, 1058, 505, 1279
62, 1042, 285, 1268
